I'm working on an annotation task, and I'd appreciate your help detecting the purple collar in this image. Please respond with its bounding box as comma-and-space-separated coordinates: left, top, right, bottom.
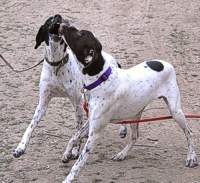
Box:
83, 66, 112, 90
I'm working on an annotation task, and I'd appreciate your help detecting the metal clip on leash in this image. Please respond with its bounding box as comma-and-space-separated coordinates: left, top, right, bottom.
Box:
81, 87, 88, 103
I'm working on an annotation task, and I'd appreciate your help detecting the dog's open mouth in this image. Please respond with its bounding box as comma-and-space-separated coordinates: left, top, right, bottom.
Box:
84, 49, 94, 66
84, 57, 92, 64
83, 57, 93, 70
49, 23, 61, 41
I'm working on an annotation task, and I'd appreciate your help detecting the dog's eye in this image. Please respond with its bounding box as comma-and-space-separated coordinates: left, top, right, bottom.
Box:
89, 49, 93, 55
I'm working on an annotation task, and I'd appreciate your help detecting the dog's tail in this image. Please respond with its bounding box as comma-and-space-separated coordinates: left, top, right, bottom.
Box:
117, 62, 122, 68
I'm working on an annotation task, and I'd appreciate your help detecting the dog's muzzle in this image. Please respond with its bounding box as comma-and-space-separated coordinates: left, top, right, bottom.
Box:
48, 15, 65, 42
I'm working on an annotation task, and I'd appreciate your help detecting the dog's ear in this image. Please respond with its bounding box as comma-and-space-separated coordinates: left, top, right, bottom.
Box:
82, 48, 99, 75
34, 25, 45, 49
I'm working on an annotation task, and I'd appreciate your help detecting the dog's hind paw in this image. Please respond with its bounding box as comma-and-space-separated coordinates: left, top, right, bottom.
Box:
186, 157, 198, 167
62, 158, 70, 164
119, 124, 127, 138
13, 148, 25, 158
62, 147, 79, 163
62, 153, 72, 164
111, 152, 126, 161
70, 154, 79, 160
71, 147, 79, 160
119, 131, 127, 138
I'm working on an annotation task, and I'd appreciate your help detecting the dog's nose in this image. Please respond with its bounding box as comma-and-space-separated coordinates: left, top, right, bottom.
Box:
53, 14, 63, 22
54, 14, 62, 19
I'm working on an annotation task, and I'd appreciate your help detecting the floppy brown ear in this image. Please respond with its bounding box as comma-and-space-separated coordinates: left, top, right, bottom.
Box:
34, 25, 45, 49
82, 48, 99, 75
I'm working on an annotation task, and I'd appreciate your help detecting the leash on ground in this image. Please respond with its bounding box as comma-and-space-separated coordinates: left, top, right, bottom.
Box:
0, 54, 44, 73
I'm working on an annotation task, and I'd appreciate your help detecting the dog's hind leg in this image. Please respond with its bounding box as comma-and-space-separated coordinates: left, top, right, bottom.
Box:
71, 102, 85, 159
111, 112, 142, 161
13, 86, 52, 158
117, 62, 127, 139
163, 86, 198, 167
62, 120, 89, 163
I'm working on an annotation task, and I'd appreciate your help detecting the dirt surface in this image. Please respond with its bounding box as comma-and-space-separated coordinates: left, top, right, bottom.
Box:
1, 0, 200, 183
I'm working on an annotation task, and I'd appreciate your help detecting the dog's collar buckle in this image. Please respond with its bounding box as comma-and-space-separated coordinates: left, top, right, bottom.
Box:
83, 66, 112, 90
101, 73, 109, 81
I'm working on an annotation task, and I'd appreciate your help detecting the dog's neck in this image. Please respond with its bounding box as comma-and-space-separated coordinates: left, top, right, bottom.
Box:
45, 42, 67, 62
87, 53, 105, 76
74, 52, 105, 76
82, 54, 111, 87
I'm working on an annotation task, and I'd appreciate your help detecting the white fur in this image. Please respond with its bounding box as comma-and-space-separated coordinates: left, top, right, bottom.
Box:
13, 38, 85, 158
13, 39, 126, 159
62, 57, 197, 183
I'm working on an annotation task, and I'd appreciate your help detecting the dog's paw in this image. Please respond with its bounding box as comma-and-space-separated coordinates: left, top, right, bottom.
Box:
71, 147, 79, 160
62, 158, 70, 164
186, 156, 198, 167
13, 148, 25, 158
61, 154, 71, 163
111, 152, 126, 161
62, 153, 72, 164
62, 180, 71, 183
119, 124, 127, 138
62, 180, 72, 183
70, 154, 79, 160
119, 130, 127, 138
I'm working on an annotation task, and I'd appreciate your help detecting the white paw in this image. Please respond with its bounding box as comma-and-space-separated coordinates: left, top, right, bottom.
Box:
186, 156, 198, 167
119, 124, 127, 138
61, 152, 71, 164
71, 147, 79, 160
111, 152, 126, 161
13, 143, 26, 158
62, 178, 72, 183
13, 148, 25, 158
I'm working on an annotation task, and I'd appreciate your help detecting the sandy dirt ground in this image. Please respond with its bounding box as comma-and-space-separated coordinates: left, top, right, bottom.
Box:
0, 0, 200, 183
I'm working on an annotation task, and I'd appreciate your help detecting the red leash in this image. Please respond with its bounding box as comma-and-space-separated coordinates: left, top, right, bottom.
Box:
83, 102, 89, 117
83, 102, 200, 124
117, 114, 200, 124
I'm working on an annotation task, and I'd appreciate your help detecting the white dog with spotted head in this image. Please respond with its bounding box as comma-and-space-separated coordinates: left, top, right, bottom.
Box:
13, 14, 84, 159
59, 20, 198, 183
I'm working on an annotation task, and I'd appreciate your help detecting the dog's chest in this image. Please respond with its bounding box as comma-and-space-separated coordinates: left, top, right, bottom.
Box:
40, 60, 82, 98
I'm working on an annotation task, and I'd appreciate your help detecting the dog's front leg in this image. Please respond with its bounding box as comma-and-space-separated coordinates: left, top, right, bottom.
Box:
13, 87, 52, 158
62, 117, 108, 183
62, 120, 89, 163
62, 130, 101, 183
